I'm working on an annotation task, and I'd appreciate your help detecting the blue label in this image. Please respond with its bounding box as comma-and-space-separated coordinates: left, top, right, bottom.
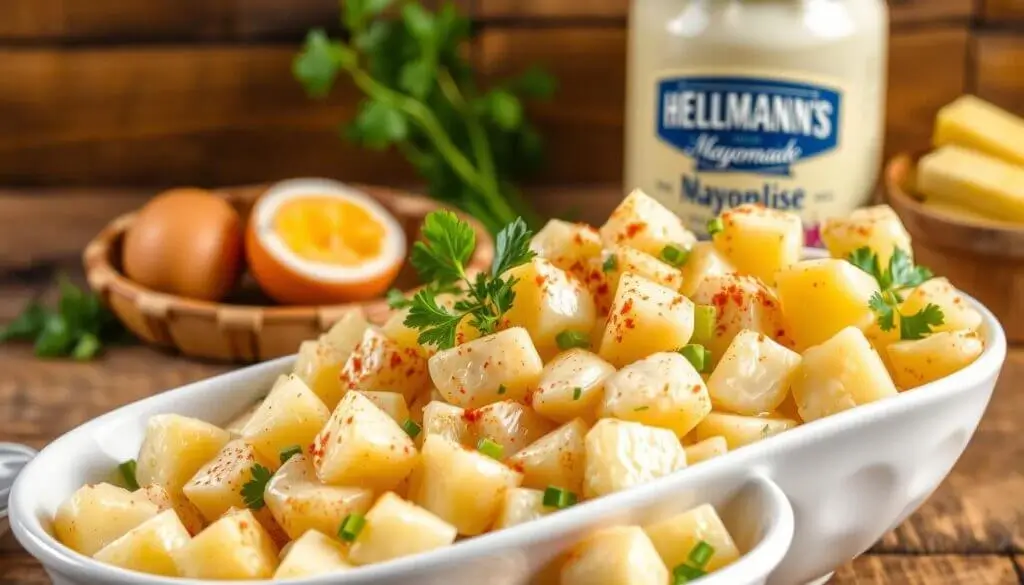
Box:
656, 76, 841, 176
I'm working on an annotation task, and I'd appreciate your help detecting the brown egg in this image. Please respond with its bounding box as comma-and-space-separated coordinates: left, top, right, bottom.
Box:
122, 188, 244, 302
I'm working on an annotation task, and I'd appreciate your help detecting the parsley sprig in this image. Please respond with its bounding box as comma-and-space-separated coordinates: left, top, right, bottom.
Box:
848, 247, 932, 295
402, 210, 534, 349
293, 1, 555, 234
241, 464, 274, 510
848, 247, 944, 340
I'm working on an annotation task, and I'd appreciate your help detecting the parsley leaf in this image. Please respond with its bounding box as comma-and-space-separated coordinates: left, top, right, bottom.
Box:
386, 288, 412, 309
869, 291, 898, 332
848, 247, 933, 292
241, 464, 274, 510
869, 291, 944, 340
848, 247, 883, 284
407, 289, 466, 349
410, 210, 476, 284
492, 217, 536, 277
899, 304, 945, 341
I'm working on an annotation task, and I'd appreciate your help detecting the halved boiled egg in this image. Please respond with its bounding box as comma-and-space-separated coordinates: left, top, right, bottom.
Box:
246, 178, 407, 305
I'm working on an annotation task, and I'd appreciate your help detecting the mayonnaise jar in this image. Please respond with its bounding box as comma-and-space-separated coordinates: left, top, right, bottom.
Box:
624, 0, 888, 243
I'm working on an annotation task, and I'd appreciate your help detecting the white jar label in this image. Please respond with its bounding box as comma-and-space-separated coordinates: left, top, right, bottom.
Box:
636, 70, 874, 245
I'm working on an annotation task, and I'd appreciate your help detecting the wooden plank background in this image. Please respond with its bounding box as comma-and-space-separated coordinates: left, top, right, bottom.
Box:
0, 0, 1021, 188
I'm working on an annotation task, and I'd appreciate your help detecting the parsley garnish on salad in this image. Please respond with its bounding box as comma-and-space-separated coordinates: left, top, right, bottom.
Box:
849, 247, 944, 340
402, 210, 535, 349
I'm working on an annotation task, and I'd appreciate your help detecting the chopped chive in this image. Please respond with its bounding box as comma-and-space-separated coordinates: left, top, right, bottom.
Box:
706, 218, 725, 236
693, 305, 716, 343
659, 244, 690, 268
555, 329, 590, 350
118, 459, 140, 491
477, 437, 504, 460
602, 254, 618, 273
688, 540, 715, 568
338, 513, 366, 542
572, 386, 583, 400
542, 486, 578, 509
673, 563, 707, 584
678, 344, 710, 373
497, 384, 507, 395
402, 419, 422, 439
634, 405, 650, 412
279, 445, 303, 464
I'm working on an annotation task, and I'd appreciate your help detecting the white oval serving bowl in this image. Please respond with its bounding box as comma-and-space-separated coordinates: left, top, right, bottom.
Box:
9, 294, 1006, 585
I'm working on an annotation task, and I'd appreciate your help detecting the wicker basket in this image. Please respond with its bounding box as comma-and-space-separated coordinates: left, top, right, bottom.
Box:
83, 184, 494, 363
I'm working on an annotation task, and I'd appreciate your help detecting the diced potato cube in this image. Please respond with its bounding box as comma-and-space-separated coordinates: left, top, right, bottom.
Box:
225, 399, 264, 437
339, 328, 430, 402
507, 419, 588, 494
382, 293, 480, 352
240, 374, 329, 468
707, 329, 802, 415
502, 258, 597, 360
182, 439, 273, 522
469, 400, 555, 459
775, 259, 881, 350
584, 419, 687, 499
683, 436, 728, 465
560, 526, 669, 585
694, 412, 797, 450
413, 435, 522, 535
530, 219, 604, 274
821, 204, 913, 268
791, 326, 898, 422
494, 487, 551, 530
136, 414, 231, 495
358, 391, 410, 424
691, 273, 787, 365
602, 352, 711, 437
644, 503, 741, 572
532, 349, 615, 424
680, 241, 737, 297
293, 309, 369, 409
887, 330, 984, 390
273, 530, 351, 579
93, 510, 191, 577
53, 483, 160, 556
349, 492, 458, 565
141, 484, 206, 536
312, 391, 418, 490
172, 509, 278, 579
422, 401, 475, 446
863, 320, 900, 375
900, 278, 983, 334
265, 455, 374, 541
599, 273, 695, 368
429, 327, 544, 408
711, 204, 802, 285
599, 189, 696, 256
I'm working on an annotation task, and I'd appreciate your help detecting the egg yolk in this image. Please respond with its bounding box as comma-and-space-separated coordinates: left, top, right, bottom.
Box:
273, 196, 386, 265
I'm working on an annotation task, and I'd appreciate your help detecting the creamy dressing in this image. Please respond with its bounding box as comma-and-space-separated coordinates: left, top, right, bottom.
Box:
624, 0, 888, 243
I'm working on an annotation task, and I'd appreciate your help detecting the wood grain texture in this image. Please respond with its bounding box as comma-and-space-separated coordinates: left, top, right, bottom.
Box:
0, 0, 465, 42
832, 554, 1022, 584
983, 0, 1024, 22
975, 33, 1024, 114
475, 0, 974, 23
0, 46, 413, 187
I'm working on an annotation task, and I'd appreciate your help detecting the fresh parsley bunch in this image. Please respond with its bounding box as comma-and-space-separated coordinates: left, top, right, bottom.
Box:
847, 247, 944, 340
293, 0, 555, 234
392, 210, 534, 349
0, 275, 129, 360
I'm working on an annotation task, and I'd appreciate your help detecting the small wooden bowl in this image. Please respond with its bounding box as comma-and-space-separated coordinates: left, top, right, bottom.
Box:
885, 152, 1024, 341
83, 184, 494, 363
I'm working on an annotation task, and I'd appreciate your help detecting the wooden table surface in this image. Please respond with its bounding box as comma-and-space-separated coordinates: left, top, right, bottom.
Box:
0, 187, 1022, 584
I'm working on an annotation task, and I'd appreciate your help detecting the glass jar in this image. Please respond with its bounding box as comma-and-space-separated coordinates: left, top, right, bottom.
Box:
624, 0, 889, 243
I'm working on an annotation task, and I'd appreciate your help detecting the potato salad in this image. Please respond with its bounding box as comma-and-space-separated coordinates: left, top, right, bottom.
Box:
52, 191, 985, 583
